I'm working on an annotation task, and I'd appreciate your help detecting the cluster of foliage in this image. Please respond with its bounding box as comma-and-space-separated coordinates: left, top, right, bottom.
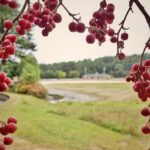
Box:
0, 117, 17, 150
40, 54, 150, 78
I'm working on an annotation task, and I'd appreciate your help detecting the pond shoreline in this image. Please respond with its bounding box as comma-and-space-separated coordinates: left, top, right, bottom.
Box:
48, 88, 98, 103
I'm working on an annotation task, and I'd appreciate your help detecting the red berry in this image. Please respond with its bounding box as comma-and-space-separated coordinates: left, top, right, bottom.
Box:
45, 24, 53, 32
97, 35, 106, 43
33, 2, 41, 10
0, 0, 8, 5
5, 77, 12, 86
121, 32, 128, 40
0, 82, 8, 92
146, 86, 150, 94
110, 36, 117, 43
76, 23, 85, 33
2, 39, 12, 46
93, 11, 101, 20
42, 8, 50, 15
126, 76, 131, 82
18, 19, 27, 28
0, 72, 6, 82
107, 28, 115, 36
3, 20, 13, 30
144, 59, 150, 67
0, 144, 5, 150
8, 0, 18, 9
7, 117, 17, 124
22, 14, 28, 20
6, 34, 17, 43
68, 22, 77, 32
86, 34, 95, 44
3, 137, 13, 145
5, 123, 17, 133
53, 13, 62, 23
27, 14, 35, 22
107, 3, 115, 12
142, 72, 150, 80
141, 125, 150, 134
132, 63, 139, 71
141, 107, 150, 116
42, 29, 49, 36
16, 26, 26, 35
0, 127, 9, 136
118, 52, 125, 60
106, 13, 115, 22
5, 45, 15, 55
25, 21, 32, 30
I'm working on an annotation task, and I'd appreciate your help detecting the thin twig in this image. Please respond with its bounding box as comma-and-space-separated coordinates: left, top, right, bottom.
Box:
116, 0, 134, 56
59, 0, 81, 22
139, 37, 150, 66
133, 0, 150, 29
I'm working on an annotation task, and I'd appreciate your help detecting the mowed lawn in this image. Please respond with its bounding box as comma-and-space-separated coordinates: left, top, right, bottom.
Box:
0, 83, 150, 150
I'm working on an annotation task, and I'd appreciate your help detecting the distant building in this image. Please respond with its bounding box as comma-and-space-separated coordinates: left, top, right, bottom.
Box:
82, 72, 112, 80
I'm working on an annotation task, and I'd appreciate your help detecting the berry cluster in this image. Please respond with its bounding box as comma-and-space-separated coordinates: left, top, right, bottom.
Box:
126, 60, 150, 101
0, 117, 17, 150
115, 31, 129, 60
0, 34, 16, 60
0, 0, 18, 9
68, 0, 116, 46
16, 18, 32, 36
126, 60, 150, 134
0, 72, 12, 92
68, 22, 86, 33
20, 0, 62, 37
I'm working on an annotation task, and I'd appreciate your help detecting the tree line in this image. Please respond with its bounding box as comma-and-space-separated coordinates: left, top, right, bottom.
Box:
40, 53, 150, 78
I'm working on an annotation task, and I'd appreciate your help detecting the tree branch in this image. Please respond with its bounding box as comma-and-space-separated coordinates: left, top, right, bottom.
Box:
132, 0, 150, 29
59, 0, 81, 22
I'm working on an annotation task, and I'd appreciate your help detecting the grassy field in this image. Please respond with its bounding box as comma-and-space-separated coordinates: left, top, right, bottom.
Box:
0, 83, 150, 150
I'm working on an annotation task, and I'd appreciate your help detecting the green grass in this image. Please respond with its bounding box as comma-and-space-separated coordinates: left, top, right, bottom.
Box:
0, 83, 150, 150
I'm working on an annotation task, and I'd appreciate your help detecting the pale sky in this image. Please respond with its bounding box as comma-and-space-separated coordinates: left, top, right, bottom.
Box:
20, 0, 150, 64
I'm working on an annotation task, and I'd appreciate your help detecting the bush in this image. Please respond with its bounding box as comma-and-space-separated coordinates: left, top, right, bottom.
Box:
12, 82, 48, 99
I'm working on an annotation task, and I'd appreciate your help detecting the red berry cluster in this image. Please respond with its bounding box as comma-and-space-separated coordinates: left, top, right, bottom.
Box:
68, 0, 116, 46
126, 60, 150, 101
0, 34, 16, 60
126, 60, 150, 134
115, 32, 129, 60
15, 18, 32, 36
0, 117, 17, 150
87, 1, 115, 44
0, 72, 12, 92
20, 0, 62, 37
0, 0, 18, 9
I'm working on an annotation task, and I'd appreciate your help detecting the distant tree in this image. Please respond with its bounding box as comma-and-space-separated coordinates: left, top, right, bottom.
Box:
56, 70, 67, 78
68, 70, 80, 78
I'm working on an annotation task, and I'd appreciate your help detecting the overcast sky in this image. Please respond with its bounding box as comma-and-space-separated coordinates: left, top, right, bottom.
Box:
20, 0, 150, 64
